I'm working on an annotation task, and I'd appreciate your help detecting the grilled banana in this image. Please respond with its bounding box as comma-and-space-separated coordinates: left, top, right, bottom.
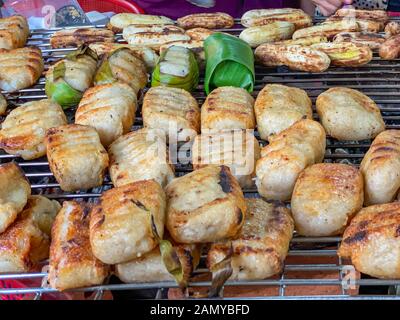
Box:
275, 35, 328, 46
385, 21, 400, 37
50, 28, 114, 48
107, 13, 174, 33
333, 32, 386, 50
239, 22, 295, 48
326, 17, 384, 33
380, 34, 400, 60
255, 44, 331, 73
186, 27, 215, 41
333, 8, 388, 24
0, 15, 29, 50
241, 8, 312, 30
292, 20, 360, 40
177, 12, 234, 29
311, 42, 372, 67
159, 40, 205, 66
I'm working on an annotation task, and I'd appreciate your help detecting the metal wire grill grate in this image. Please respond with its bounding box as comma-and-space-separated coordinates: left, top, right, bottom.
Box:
1, 20, 400, 300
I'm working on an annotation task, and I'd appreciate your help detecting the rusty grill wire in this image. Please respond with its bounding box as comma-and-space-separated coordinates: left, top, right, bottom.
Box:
1, 19, 400, 300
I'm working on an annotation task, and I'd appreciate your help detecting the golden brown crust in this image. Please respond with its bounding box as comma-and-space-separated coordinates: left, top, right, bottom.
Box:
0, 15, 29, 50
177, 12, 234, 29
291, 163, 364, 236
333, 8, 388, 23
292, 20, 360, 40
50, 28, 114, 48
255, 44, 331, 73
316, 87, 385, 141
90, 180, 166, 264
45, 124, 109, 192
241, 8, 312, 30
256, 119, 326, 201
385, 21, 400, 37
107, 13, 174, 33
108, 128, 175, 188
326, 17, 384, 33
0, 46, 44, 92
379, 34, 400, 60
186, 28, 215, 41
0, 99, 67, 160
360, 130, 400, 205
201, 86, 255, 131
239, 22, 295, 48
75, 82, 137, 147
192, 130, 261, 188
339, 202, 400, 279
333, 32, 387, 50
0, 162, 30, 234
207, 199, 294, 280
49, 201, 108, 291
275, 35, 328, 46
166, 165, 246, 243
143, 86, 200, 142
254, 84, 313, 141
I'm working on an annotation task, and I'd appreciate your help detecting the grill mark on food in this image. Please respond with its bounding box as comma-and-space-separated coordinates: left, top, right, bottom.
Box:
218, 166, 232, 193
344, 230, 367, 244
396, 225, 400, 237
131, 199, 149, 212
82, 206, 90, 220
235, 246, 274, 255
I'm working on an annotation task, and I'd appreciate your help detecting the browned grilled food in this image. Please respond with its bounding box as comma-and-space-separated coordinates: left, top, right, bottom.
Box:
166, 165, 246, 244
360, 130, 400, 206
241, 8, 312, 30
107, 13, 174, 33
339, 202, 400, 279
0, 46, 44, 92
90, 180, 166, 265
192, 130, 261, 188
177, 12, 234, 29
326, 17, 384, 33
0, 99, 67, 160
0, 94, 6, 115
186, 27, 215, 41
207, 198, 294, 280
292, 20, 360, 40
255, 44, 331, 73
0, 162, 30, 234
142, 86, 200, 142
45, 124, 109, 192
385, 21, 400, 37
291, 163, 364, 236
0, 15, 29, 50
75, 82, 137, 147
379, 34, 400, 60
256, 119, 326, 201
49, 201, 109, 291
201, 86, 255, 131
108, 128, 175, 188
275, 35, 328, 46
50, 28, 114, 48
333, 32, 387, 50
333, 8, 388, 24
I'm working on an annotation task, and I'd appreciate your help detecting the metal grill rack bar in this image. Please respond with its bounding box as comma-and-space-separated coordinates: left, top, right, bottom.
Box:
1, 19, 400, 300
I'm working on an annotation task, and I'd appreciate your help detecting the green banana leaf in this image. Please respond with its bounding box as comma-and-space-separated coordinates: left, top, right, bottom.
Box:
151, 46, 199, 92
204, 33, 255, 95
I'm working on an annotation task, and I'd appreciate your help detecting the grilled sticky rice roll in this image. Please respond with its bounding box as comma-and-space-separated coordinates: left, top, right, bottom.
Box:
45, 124, 109, 192
50, 28, 114, 48
89, 42, 159, 71
0, 162, 30, 234
275, 35, 328, 46
177, 12, 234, 30
385, 21, 400, 37
207, 198, 294, 280
90, 180, 166, 264
75, 82, 137, 147
379, 34, 400, 60
159, 40, 205, 66
310, 42, 372, 67
201, 86, 255, 132
239, 22, 295, 48
94, 48, 148, 95
292, 20, 360, 40
192, 130, 261, 188
116, 244, 198, 283
241, 8, 312, 30
0, 94, 6, 115
333, 32, 387, 50
0, 46, 44, 92
0, 15, 29, 50
291, 163, 364, 236
107, 13, 174, 33
254, 84, 312, 141
325, 17, 384, 33
256, 119, 326, 201
333, 8, 389, 24
316, 87, 385, 141
142, 86, 200, 142
186, 27, 215, 41
360, 130, 400, 206
255, 44, 331, 73
49, 201, 108, 291
0, 99, 67, 160
166, 165, 246, 244
122, 25, 190, 51
108, 128, 175, 188
339, 202, 400, 279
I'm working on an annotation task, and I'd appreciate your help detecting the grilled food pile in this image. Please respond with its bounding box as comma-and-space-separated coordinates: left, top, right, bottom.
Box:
1, 8, 400, 296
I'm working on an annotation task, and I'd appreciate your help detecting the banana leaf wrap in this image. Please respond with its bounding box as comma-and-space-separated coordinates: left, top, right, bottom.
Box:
45, 45, 98, 109
204, 33, 255, 95
151, 46, 199, 92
